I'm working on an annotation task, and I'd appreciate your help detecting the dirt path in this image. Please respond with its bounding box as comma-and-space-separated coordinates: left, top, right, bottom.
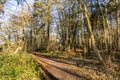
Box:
31, 53, 88, 80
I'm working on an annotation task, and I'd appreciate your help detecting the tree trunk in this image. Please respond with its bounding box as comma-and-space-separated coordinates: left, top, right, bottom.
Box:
82, 2, 105, 66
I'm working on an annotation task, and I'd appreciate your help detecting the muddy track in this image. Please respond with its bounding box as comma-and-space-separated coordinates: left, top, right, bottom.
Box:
31, 52, 88, 80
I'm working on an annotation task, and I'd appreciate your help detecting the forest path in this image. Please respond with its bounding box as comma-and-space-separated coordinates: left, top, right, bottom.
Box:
31, 52, 88, 80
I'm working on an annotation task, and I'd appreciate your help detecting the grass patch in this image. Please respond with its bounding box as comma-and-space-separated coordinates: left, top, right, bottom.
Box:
0, 53, 42, 80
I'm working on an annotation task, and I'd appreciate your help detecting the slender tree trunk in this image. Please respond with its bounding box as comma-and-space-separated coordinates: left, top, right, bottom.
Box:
116, 8, 120, 51
46, 0, 51, 50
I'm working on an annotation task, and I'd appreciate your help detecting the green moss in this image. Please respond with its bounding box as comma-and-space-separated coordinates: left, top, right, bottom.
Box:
0, 53, 42, 80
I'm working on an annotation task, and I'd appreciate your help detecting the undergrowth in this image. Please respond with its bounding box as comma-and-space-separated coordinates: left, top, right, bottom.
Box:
0, 53, 42, 80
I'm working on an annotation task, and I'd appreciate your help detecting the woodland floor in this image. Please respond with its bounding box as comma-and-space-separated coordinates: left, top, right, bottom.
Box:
31, 52, 120, 80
